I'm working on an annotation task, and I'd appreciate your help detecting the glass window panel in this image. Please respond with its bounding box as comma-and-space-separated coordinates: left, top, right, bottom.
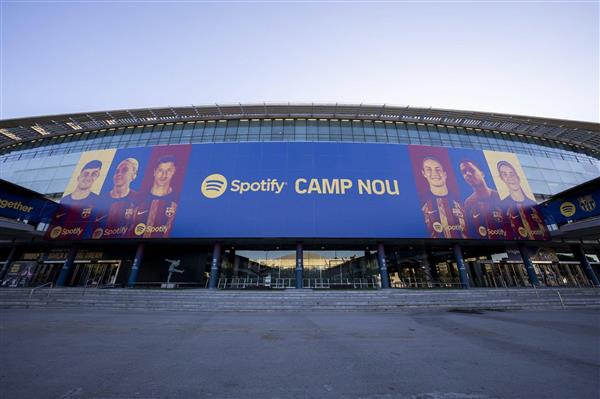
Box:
202, 121, 216, 142
363, 120, 375, 136
307, 119, 318, 141
389, 122, 401, 144
248, 120, 261, 140
339, 120, 352, 141
328, 119, 340, 141
529, 180, 552, 195
374, 121, 386, 141
160, 124, 174, 139
225, 120, 239, 142
191, 121, 205, 144
170, 123, 184, 140
283, 119, 295, 139
317, 120, 330, 141
272, 119, 284, 141
214, 120, 227, 141
352, 120, 364, 142
260, 119, 272, 141
178, 124, 192, 144
295, 119, 307, 141
237, 120, 249, 141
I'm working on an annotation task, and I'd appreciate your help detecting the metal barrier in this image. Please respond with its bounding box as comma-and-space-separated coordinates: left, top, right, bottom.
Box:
27, 282, 53, 308
130, 282, 207, 289
217, 277, 291, 289
391, 278, 464, 289
304, 278, 379, 289
216, 277, 379, 289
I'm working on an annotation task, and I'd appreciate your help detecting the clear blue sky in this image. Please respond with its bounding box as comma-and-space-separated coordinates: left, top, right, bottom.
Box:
1, 1, 598, 122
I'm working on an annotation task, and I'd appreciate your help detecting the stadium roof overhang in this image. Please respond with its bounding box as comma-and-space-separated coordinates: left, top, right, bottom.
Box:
0, 103, 598, 155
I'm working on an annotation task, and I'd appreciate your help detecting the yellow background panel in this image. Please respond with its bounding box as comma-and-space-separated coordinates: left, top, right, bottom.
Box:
483, 150, 535, 201
62, 149, 116, 198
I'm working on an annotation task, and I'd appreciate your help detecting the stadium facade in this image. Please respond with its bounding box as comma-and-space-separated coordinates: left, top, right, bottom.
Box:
0, 104, 598, 290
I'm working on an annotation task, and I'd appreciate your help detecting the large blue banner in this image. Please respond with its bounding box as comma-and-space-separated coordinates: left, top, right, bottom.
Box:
538, 183, 600, 227
45, 142, 549, 241
0, 181, 58, 223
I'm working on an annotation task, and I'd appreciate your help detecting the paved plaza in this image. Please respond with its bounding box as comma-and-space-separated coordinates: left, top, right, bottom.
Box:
1, 308, 599, 399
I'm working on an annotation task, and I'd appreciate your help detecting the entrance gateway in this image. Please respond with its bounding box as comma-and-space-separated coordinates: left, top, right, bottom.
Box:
1, 242, 598, 289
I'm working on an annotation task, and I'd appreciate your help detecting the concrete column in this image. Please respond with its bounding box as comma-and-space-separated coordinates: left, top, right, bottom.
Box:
127, 243, 145, 288
570, 244, 600, 286
56, 246, 77, 287
453, 244, 469, 289
208, 242, 222, 289
233, 256, 241, 278
425, 248, 439, 282
0, 245, 18, 280
295, 242, 303, 289
518, 243, 540, 287
377, 243, 390, 289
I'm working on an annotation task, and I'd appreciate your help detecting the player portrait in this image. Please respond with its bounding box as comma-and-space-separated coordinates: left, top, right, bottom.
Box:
409, 146, 467, 239
130, 145, 192, 238
484, 151, 548, 240
46, 149, 115, 240
91, 148, 150, 239
450, 149, 511, 240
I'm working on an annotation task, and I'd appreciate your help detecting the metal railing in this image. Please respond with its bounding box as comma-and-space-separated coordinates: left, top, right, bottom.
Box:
27, 282, 53, 308
129, 281, 206, 289
217, 277, 287, 289
391, 278, 464, 289
303, 278, 379, 289
216, 277, 380, 289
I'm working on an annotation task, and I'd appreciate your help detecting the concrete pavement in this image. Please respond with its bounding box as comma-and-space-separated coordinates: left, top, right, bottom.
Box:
1, 308, 598, 399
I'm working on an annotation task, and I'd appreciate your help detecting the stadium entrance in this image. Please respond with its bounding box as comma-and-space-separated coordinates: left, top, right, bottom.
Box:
68, 261, 121, 287
217, 249, 381, 289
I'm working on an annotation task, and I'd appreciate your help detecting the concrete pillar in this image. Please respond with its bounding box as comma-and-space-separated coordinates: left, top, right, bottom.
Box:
453, 244, 469, 289
570, 244, 600, 286
233, 256, 241, 278
518, 243, 540, 287
0, 245, 18, 280
425, 247, 439, 282
56, 246, 77, 287
208, 242, 222, 289
295, 242, 303, 289
127, 243, 145, 288
377, 243, 390, 289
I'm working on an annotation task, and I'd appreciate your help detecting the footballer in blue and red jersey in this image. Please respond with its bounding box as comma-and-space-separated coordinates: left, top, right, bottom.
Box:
130, 155, 180, 238
46, 160, 103, 240
418, 156, 467, 239
459, 160, 511, 240
497, 160, 549, 240
91, 158, 139, 239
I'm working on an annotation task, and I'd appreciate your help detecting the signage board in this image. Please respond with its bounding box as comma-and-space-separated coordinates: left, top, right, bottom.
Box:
44, 142, 549, 241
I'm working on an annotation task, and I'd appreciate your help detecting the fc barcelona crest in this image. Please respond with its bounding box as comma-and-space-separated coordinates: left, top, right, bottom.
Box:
81, 207, 92, 218
578, 195, 596, 212
165, 207, 176, 217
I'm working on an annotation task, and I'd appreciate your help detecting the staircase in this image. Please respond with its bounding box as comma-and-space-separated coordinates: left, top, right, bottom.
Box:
1, 287, 599, 312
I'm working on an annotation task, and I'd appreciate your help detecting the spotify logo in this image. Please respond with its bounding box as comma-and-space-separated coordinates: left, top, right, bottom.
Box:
559, 202, 576, 217
201, 174, 228, 199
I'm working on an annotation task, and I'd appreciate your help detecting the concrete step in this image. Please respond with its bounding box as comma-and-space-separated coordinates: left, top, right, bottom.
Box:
1, 287, 598, 311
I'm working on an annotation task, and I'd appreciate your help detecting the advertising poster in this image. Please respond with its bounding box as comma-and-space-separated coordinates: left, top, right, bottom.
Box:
90, 147, 150, 239
46, 149, 116, 240
484, 151, 548, 240
448, 148, 511, 240
408, 145, 467, 239
44, 142, 549, 241
128, 145, 191, 238
0, 186, 58, 223
538, 185, 600, 227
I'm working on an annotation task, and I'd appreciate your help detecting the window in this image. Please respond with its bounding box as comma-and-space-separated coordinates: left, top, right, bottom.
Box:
225, 120, 239, 142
